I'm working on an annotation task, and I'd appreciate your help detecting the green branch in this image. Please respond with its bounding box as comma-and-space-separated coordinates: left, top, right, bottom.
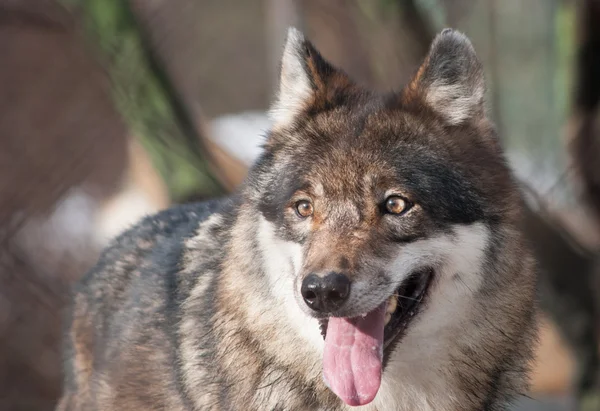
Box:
61, 0, 225, 202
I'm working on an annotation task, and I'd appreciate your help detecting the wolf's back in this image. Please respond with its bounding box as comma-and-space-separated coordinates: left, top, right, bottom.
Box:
57, 198, 229, 411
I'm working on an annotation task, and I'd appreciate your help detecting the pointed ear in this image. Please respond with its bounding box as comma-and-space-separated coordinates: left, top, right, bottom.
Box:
406, 29, 486, 125
269, 27, 351, 129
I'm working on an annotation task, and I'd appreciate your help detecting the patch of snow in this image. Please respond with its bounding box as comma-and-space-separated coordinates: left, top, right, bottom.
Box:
209, 111, 270, 166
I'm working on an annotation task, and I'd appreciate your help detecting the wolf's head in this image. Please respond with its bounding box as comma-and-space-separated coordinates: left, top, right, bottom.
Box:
244, 28, 522, 407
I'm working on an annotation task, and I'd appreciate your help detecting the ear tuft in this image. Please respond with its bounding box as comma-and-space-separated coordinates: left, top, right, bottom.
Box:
408, 29, 485, 125
269, 27, 314, 128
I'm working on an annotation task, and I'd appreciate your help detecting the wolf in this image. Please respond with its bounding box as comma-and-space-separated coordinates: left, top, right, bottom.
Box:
57, 28, 537, 411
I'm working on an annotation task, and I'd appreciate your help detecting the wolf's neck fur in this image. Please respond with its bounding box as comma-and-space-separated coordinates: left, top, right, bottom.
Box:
184, 205, 536, 411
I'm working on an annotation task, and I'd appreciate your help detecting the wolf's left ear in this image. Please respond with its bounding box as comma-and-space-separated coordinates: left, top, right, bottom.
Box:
405, 29, 485, 125
269, 27, 352, 129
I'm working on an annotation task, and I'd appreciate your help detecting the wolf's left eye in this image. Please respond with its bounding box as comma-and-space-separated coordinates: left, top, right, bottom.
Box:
385, 195, 411, 215
295, 200, 314, 218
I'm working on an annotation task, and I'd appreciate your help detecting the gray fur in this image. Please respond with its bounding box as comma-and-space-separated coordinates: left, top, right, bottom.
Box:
57, 29, 538, 411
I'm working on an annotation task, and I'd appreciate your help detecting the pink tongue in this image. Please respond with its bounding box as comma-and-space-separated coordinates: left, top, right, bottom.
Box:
322, 302, 386, 406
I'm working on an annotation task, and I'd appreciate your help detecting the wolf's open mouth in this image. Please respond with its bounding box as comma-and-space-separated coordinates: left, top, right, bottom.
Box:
318, 268, 434, 406
318, 268, 434, 345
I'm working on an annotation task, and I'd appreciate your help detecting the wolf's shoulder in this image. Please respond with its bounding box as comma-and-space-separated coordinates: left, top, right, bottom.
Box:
110, 197, 230, 253
75, 197, 233, 296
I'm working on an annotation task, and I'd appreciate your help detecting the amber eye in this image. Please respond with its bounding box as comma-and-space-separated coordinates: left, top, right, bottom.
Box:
385, 195, 410, 215
295, 200, 314, 218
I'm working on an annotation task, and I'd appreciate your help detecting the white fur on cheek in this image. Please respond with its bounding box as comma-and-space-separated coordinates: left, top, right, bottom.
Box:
388, 222, 489, 287
365, 223, 490, 411
268, 28, 313, 129
256, 216, 324, 352
408, 222, 490, 338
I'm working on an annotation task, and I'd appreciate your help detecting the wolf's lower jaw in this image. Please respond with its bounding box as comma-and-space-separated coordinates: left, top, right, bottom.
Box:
318, 268, 434, 350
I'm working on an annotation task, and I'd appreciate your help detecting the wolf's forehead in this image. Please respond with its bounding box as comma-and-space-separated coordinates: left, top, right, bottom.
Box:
305, 107, 433, 155
289, 109, 448, 197
302, 156, 393, 203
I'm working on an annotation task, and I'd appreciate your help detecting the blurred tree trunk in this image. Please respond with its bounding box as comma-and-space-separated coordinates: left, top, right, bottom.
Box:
62, 0, 228, 202
565, 2, 600, 405
570, 0, 600, 231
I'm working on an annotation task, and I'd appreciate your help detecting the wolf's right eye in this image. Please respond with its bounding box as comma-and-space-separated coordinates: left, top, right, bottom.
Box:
295, 200, 314, 218
385, 195, 411, 215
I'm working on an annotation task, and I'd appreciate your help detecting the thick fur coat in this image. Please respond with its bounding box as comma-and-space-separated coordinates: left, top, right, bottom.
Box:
57, 28, 537, 411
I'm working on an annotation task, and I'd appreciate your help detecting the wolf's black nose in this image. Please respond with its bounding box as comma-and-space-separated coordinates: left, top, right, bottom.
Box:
301, 272, 351, 312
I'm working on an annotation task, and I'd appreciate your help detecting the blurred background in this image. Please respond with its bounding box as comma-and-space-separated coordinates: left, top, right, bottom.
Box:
1, 0, 599, 410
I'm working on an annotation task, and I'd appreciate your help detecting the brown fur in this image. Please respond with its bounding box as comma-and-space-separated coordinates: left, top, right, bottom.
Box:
58, 29, 537, 411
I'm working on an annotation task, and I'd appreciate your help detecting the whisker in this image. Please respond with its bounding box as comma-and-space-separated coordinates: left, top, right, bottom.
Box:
391, 293, 422, 303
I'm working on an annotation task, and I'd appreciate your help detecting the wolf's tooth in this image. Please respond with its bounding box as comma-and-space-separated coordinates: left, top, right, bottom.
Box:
387, 296, 397, 314
384, 312, 392, 325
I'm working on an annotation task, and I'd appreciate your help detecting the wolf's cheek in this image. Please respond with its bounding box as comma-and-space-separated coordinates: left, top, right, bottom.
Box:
385, 222, 490, 288
255, 215, 326, 350
387, 223, 490, 316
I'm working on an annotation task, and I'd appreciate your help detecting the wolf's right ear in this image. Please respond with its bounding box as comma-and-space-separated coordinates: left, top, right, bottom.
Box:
269, 27, 352, 130
404, 29, 486, 125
